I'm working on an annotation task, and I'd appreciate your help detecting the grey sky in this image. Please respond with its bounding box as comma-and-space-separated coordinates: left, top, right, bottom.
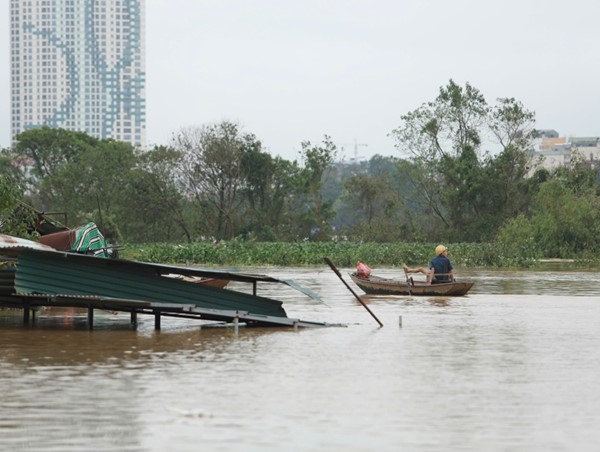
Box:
2, 0, 600, 161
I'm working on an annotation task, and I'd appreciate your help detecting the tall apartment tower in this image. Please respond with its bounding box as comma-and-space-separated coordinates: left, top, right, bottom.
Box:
10, 0, 146, 148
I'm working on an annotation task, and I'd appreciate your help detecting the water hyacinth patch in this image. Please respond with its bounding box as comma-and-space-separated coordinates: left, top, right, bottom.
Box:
121, 241, 552, 269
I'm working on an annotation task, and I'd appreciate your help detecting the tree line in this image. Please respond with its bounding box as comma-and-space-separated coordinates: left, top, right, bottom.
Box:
2, 80, 599, 260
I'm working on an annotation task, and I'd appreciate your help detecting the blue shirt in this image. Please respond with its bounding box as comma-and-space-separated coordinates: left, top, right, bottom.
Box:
429, 256, 453, 283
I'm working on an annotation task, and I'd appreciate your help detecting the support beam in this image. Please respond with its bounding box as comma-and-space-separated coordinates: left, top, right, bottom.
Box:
87, 305, 94, 330
23, 307, 30, 324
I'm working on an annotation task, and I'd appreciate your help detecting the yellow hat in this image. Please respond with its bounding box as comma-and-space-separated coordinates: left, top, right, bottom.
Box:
435, 244, 447, 256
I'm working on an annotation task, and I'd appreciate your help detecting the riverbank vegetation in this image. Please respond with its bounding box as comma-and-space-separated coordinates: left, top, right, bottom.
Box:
118, 241, 520, 268
2, 80, 600, 266
119, 241, 599, 269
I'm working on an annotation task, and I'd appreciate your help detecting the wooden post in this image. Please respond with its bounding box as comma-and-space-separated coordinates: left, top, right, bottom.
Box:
23, 306, 30, 325
154, 311, 161, 330
130, 310, 137, 327
87, 305, 94, 330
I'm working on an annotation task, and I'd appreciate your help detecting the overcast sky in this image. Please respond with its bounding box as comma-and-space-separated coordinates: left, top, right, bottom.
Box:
1, 0, 600, 161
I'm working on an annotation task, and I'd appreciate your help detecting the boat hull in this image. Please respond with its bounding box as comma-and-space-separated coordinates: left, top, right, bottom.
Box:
197, 278, 230, 289
165, 274, 230, 289
350, 273, 473, 296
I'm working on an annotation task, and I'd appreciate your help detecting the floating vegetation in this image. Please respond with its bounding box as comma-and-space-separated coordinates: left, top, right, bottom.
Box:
120, 241, 560, 269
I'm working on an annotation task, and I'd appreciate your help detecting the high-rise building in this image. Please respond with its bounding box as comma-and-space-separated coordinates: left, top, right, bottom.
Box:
10, 0, 146, 148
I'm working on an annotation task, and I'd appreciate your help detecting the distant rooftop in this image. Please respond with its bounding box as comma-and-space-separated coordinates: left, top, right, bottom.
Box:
535, 129, 559, 138
569, 137, 600, 146
539, 137, 566, 151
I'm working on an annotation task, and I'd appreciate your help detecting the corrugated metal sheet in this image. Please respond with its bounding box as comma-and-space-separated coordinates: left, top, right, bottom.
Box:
0, 235, 322, 301
15, 249, 288, 318
0, 234, 55, 255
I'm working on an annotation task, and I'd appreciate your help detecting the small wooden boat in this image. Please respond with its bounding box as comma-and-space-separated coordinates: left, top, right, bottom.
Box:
164, 274, 230, 289
349, 272, 474, 296
192, 277, 230, 289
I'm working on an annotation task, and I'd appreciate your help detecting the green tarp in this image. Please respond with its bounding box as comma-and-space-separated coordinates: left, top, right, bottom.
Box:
72, 222, 111, 258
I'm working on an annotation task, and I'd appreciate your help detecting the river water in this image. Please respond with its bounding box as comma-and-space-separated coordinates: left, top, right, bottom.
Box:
1, 266, 600, 451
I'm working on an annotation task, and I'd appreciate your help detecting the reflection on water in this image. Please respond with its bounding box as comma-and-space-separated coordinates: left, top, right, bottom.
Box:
1, 267, 600, 451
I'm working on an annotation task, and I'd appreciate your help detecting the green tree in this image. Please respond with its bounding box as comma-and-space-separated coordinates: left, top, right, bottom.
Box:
0, 149, 34, 237
10, 128, 147, 242
42, 139, 136, 236
240, 146, 302, 240
124, 145, 191, 242
0, 175, 29, 237
497, 177, 600, 258
0, 149, 25, 185
174, 121, 250, 241
391, 80, 488, 237
337, 156, 410, 242
438, 145, 484, 240
393, 79, 487, 163
551, 156, 599, 196
481, 97, 537, 232
298, 136, 338, 240
14, 127, 98, 202
391, 80, 536, 241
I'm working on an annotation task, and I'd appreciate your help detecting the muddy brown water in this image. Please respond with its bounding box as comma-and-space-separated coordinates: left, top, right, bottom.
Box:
1, 266, 599, 451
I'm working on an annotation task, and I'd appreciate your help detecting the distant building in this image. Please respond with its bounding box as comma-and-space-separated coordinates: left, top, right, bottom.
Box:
539, 137, 567, 152
569, 137, 600, 168
534, 129, 559, 139
528, 132, 600, 174
569, 137, 600, 147
10, 0, 146, 147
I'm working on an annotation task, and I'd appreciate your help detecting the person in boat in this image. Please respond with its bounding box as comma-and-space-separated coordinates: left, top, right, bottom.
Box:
403, 244, 455, 284
402, 263, 432, 283
429, 244, 455, 284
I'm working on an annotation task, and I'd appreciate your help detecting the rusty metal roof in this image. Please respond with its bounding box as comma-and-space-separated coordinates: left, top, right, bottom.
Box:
0, 234, 55, 256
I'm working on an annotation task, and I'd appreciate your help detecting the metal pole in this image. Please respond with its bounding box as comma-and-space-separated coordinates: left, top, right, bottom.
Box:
324, 257, 383, 327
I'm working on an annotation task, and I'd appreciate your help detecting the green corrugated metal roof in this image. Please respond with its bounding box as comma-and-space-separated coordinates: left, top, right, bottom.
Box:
2, 235, 322, 302
15, 250, 287, 318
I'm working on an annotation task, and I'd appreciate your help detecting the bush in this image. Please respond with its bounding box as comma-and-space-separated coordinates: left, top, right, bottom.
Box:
121, 241, 536, 268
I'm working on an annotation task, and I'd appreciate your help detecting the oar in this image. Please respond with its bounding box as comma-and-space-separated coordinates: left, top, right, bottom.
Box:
324, 257, 383, 327
403, 269, 413, 296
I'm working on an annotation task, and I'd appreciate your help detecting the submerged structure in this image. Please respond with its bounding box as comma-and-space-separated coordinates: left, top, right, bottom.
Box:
0, 234, 334, 330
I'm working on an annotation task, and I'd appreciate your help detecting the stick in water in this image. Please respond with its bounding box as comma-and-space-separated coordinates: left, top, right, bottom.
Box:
403, 269, 413, 296
324, 257, 383, 327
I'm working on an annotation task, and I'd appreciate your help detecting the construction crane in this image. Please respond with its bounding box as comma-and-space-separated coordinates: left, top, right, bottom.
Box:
340, 139, 368, 162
